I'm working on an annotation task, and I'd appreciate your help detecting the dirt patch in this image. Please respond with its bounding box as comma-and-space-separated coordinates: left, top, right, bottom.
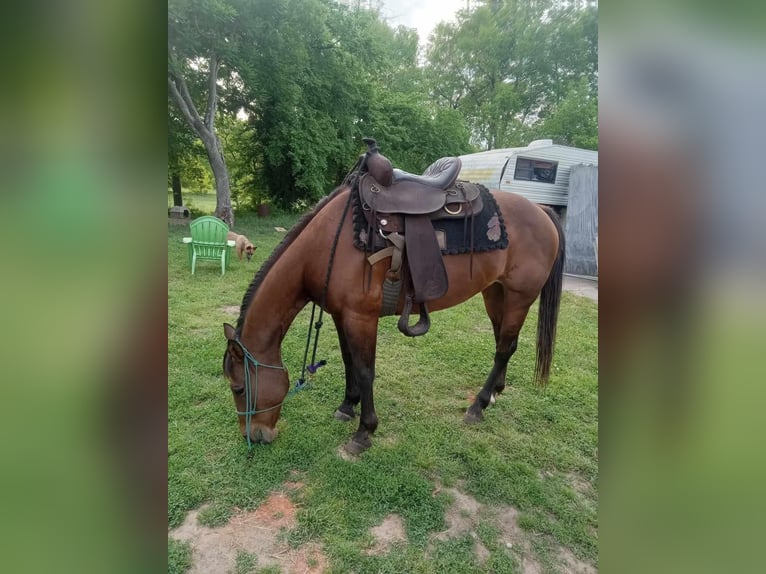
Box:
559, 547, 597, 574
169, 489, 327, 573
431, 487, 512, 569
366, 514, 407, 555
434, 488, 482, 541
566, 472, 592, 497
475, 537, 490, 564
220, 305, 240, 316
431, 485, 595, 574
290, 542, 328, 574
239, 492, 296, 530
496, 506, 543, 574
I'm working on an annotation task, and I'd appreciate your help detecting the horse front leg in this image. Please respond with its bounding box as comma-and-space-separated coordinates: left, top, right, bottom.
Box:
338, 312, 379, 455
332, 314, 359, 421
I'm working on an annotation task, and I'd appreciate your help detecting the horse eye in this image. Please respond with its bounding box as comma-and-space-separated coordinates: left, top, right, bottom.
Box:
232, 387, 245, 396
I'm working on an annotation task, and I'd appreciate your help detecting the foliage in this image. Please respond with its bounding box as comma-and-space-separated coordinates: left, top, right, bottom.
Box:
169, 0, 241, 223
229, 0, 472, 208
425, 1, 598, 150
168, 538, 193, 574
216, 113, 262, 208
534, 78, 598, 150
167, 0, 597, 209
168, 99, 196, 174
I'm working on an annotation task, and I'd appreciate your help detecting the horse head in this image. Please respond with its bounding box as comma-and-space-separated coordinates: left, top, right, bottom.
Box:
222, 323, 289, 445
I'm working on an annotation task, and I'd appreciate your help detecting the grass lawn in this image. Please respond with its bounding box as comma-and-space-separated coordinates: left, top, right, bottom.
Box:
168, 204, 598, 573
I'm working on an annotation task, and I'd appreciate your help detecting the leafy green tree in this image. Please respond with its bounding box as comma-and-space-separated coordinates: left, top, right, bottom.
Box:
534, 78, 598, 150
231, 0, 472, 208
426, 1, 597, 150
363, 92, 473, 172
168, 97, 215, 202
168, 0, 238, 225
216, 113, 264, 209
167, 0, 475, 210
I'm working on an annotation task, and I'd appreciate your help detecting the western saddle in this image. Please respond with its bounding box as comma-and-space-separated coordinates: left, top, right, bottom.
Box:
355, 138, 485, 337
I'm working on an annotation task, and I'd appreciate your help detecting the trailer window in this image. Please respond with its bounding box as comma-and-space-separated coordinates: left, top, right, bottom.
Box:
514, 157, 558, 183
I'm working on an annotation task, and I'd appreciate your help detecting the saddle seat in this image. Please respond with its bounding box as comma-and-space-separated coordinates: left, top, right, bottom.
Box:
359, 156, 481, 217
392, 157, 462, 190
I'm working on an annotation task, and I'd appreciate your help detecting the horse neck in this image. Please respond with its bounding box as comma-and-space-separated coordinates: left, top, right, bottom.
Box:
236, 185, 350, 360
239, 252, 307, 362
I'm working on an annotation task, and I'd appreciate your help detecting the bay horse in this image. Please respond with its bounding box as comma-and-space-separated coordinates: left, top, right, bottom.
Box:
223, 179, 564, 455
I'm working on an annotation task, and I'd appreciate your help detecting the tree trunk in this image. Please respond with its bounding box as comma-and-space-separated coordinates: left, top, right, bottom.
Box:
168, 54, 234, 227
200, 131, 234, 227
171, 173, 183, 207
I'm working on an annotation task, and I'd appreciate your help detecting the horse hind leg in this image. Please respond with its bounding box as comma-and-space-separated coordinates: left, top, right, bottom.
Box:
464, 284, 533, 424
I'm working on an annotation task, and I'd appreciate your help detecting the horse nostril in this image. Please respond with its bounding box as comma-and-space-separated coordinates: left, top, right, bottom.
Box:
242, 428, 265, 443
243, 426, 276, 444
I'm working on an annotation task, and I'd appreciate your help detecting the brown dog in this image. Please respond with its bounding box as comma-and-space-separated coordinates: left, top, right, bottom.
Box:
227, 231, 257, 261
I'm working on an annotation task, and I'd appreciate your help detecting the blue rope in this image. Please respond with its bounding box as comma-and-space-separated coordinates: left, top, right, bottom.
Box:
295, 303, 317, 389
230, 338, 285, 450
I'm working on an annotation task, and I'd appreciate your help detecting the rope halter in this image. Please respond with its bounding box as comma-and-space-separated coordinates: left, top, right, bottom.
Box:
229, 337, 286, 450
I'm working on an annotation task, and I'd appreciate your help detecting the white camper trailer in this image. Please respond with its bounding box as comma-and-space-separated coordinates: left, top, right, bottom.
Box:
457, 140, 598, 207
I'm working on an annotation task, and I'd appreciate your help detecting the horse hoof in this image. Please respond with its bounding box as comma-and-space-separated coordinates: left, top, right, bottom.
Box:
333, 409, 356, 422
336, 445, 359, 462
344, 440, 368, 455
464, 409, 484, 425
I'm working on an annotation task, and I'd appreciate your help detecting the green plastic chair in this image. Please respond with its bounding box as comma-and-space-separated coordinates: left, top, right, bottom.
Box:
182, 216, 235, 275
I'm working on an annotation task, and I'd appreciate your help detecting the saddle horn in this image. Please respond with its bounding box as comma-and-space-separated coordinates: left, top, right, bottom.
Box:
362, 137, 393, 187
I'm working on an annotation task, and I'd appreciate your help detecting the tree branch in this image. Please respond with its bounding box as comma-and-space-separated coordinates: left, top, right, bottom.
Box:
204, 54, 220, 132
177, 72, 205, 128
168, 77, 197, 129
168, 72, 207, 138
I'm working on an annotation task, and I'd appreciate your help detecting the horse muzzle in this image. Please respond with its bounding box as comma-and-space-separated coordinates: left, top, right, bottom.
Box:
243, 425, 278, 444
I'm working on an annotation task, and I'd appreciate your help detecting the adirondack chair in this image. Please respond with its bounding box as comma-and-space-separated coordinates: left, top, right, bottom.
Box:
182, 216, 236, 275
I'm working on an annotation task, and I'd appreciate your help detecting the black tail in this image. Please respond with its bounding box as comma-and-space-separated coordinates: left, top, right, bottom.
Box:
535, 207, 565, 386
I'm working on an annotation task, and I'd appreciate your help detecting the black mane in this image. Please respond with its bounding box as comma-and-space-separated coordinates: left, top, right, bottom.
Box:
235, 186, 346, 333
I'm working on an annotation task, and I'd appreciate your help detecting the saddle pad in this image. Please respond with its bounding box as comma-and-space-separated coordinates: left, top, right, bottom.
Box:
352, 184, 508, 256
433, 186, 509, 255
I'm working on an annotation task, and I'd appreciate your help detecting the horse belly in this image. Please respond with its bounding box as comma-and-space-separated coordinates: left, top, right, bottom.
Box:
394, 249, 507, 315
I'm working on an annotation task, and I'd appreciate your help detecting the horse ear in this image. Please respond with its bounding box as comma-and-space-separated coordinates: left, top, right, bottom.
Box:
223, 323, 237, 341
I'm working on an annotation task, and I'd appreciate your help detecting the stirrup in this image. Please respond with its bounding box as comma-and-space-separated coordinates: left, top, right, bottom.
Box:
397, 295, 430, 337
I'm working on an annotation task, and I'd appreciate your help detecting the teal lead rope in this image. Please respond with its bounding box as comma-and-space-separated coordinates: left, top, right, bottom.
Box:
231, 337, 285, 450
294, 304, 327, 391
